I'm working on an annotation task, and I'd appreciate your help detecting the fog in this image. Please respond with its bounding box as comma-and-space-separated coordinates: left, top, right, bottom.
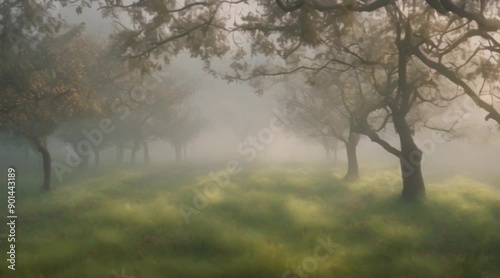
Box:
1, 1, 500, 277
3, 50, 498, 184
39, 2, 498, 179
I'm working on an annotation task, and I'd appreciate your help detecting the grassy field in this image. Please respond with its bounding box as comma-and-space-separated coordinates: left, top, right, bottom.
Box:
1, 163, 500, 278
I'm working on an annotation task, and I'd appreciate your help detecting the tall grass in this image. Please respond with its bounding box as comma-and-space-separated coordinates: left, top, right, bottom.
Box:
0, 163, 499, 277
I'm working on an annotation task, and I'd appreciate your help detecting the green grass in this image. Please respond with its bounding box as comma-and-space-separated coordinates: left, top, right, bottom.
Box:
1, 163, 500, 277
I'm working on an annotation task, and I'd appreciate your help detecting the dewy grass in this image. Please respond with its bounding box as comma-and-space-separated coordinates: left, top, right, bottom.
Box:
1, 163, 499, 277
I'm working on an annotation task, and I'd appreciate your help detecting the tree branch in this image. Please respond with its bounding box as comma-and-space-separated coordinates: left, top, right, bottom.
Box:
413, 47, 500, 125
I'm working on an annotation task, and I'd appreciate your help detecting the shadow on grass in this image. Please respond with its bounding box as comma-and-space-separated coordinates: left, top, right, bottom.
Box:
1, 163, 499, 278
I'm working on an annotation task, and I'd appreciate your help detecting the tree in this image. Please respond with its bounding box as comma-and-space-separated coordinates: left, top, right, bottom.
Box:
0, 128, 39, 165
275, 0, 500, 33
152, 103, 208, 163
326, 3, 475, 199
97, 64, 202, 165
410, 5, 500, 125
272, 0, 500, 125
229, 1, 474, 200
276, 73, 360, 179
18, 0, 496, 198
66, 0, 500, 127
59, 0, 247, 73
0, 22, 102, 191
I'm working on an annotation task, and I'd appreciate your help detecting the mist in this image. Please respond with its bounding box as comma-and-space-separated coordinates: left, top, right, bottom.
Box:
1, 1, 500, 277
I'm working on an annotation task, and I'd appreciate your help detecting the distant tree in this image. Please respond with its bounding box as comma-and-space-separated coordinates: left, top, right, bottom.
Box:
97, 65, 200, 165
0, 128, 38, 164
152, 103, 208, 163
276, 74, 361, 179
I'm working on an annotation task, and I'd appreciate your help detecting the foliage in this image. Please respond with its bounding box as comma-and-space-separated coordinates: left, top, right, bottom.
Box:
0, 24, 101, 145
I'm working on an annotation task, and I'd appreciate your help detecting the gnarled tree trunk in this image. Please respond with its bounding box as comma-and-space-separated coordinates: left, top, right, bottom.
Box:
394, 117, 426, 200
343, 131, 360, 181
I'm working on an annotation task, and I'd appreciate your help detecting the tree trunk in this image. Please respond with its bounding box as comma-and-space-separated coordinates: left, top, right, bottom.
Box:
36, 139, 51, 192
394, 21, 425, 201
143, 141, 151, 165
343, 132, 360, 181
394, 117, 426, 200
